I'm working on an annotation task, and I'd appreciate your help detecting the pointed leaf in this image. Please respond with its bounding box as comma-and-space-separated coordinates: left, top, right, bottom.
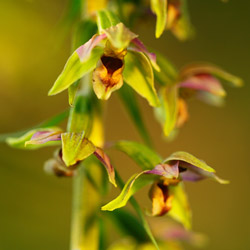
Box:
61, 132, 96, 166
123, 50, 159, 107
168, 183, 192, 229
154, 86, 178, 137
151, 0, 167, 38
115, 140, 162, 170
48, 42, 103, 95
6, 127, 62, 150
164, 151, 215, 173
94, 148, 116, 187
118, 85, 152, 147
102, 171, 158, 211
97, 10, 120, 32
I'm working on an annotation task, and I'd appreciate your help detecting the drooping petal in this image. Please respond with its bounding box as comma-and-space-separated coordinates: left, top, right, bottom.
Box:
130, 38, 160, 71
92, 55, 124, 100
103, 23, 138, 50
61, 132, 96, 166
94, 147, 117, 187
180, 63, 243, 87
179, 162, 229, 184
150, 0, 167, 38
123, 50, 159, 107
25, 129, 62, 146
48, 36, 104, 96
6, 127, 62, 150
179, 74, 226, 97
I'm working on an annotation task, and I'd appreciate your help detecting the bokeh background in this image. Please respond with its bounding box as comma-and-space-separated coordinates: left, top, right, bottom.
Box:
0, 0, 249, 249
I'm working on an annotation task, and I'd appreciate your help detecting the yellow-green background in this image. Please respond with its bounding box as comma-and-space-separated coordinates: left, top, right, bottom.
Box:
0, 0, 249, 249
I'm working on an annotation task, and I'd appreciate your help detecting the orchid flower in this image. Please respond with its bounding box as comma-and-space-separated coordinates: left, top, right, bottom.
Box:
154, 57, 243, 137
102, 141, 228, 229
48, 12, 159, 107
7, 127, 117, 186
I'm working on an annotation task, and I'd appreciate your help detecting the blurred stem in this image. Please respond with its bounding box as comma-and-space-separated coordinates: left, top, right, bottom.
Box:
115, 170, 160, 250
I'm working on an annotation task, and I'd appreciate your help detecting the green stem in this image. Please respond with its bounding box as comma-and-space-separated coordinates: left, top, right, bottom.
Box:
70, 166, 87, 250
115, 170, 160, 250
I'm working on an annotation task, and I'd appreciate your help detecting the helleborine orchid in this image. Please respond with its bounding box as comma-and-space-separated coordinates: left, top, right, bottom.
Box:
102, 140, 228, 229
48, 17, 159, 107
154, 55, 243, 137
7, 127, 117, 186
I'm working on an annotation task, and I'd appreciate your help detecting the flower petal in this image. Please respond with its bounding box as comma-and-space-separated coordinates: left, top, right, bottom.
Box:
179, 74, 226, 97
164, 151, 215, 173
48, 37, 104, 96
61, 132, 96, 166
103, 23, 138, 50
150, 0, 167, 38
130, 38, 159, 71
102, 171, 158, 211
123, 50, 159, 107
94, 148, 117, 187
180, 63, 243, 87
146, 162, 179, 179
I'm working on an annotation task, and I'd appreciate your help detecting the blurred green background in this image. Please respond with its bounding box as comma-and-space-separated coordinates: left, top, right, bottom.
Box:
0, 0, 249, 249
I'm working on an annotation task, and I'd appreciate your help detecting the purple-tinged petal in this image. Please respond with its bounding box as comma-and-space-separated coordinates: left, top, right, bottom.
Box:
131, 38, 160, 71
94, 147, 117, 187
179, 162, 229, 184
179, 74, 226, 97
146, 161, 179, 179
25, 129, 62, 146
76, 33, 106, 62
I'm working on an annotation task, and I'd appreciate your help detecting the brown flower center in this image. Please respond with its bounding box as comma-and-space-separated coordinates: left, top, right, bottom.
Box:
101, 56, 123, 75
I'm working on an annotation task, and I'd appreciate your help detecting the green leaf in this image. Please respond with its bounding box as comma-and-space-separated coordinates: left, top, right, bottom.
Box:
6, 127, 62, 150
102, 172, 158, 211
164, 151, 215, 173
108, 209, 148, 243
97, 10, 120, 32
153, 52, 178, 86
154, 86, 178, 137
61, 132, 96, 166
48, 47, 103, 96
123, 51, 159, 107
151, 0, 167, 38
115, 140, 162, 170
118, 85, 152, 147
103, 23, 138, 50
168, 183, 192, 229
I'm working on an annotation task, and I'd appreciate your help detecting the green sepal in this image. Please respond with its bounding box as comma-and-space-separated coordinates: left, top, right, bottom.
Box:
123, 51, 159, 107
151, 0, 167, 38
48, 47, 103, 96
97, 10, 120, 32
61, 132, 96, 166
115, 140, 162, 170
6, 127, 61, 150
154, 86, 178, 137
164, 151, 215, 173
102, 172, 158, 211
118, 85, 152, 147
168, 183, 192, 230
